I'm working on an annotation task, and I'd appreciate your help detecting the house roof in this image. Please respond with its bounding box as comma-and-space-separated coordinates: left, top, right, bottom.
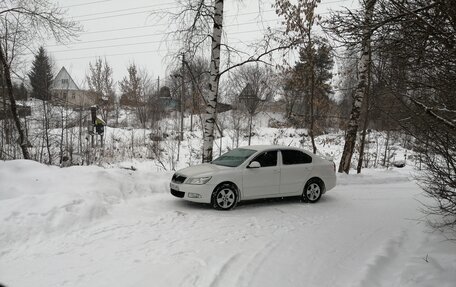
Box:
239, 83, 258, 100
52, 67, 79, 91
216, 102, 232, 113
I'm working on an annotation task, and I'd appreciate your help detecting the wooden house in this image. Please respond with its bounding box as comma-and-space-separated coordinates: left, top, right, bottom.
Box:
51, 67, 96, 108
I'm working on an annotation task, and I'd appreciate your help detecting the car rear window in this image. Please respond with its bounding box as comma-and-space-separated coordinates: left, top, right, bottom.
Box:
211, 148, 257, 167
281, 150, 312, 165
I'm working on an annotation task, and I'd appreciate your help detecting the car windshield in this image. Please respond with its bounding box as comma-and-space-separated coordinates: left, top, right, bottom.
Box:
211, 148, 256, 167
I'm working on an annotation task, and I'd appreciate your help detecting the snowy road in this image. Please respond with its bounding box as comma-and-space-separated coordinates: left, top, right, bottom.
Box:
0, 161, 455, 287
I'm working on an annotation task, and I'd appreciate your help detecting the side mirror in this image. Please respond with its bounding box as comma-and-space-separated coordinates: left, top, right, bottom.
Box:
248, 161, 261, 168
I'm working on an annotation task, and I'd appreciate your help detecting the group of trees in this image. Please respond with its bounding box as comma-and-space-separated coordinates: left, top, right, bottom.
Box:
327, 0, 455, 228
0, 0, 78, 160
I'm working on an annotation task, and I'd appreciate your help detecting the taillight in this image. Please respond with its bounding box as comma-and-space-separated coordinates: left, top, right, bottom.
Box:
332, 161, 336, 173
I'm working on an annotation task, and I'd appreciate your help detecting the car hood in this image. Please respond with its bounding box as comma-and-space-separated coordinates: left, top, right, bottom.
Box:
176, 163, 231, 178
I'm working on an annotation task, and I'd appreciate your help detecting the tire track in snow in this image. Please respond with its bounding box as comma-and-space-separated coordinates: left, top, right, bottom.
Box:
237, 240, 281, 287
206, 240, 279, 287
355, 225, 423, 287
208, 253, 242, 287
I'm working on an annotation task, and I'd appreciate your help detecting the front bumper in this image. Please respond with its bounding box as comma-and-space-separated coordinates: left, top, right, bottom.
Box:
170, 182, 215, 204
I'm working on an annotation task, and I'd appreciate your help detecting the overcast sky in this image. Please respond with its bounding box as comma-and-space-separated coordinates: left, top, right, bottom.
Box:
31, 0, 356, 90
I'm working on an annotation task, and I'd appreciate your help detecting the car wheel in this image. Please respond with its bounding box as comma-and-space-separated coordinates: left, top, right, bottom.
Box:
212, 184, 238, 210
302, 179, 323, 203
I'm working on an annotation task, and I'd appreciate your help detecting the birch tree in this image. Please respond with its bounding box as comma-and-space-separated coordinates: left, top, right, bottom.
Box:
167, 0, 299, 162
201, 0, 223, 162
328, 0, 377, 173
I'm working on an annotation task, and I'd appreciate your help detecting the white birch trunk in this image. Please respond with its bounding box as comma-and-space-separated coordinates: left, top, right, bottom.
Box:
202, 0, 224, 163
338, 0, 376, 173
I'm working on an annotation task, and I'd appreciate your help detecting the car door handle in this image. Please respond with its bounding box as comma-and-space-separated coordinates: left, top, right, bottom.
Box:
273, 169, 281, 174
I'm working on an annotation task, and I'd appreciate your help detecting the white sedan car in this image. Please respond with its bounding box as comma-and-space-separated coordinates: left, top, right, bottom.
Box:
170, 145, 336, 210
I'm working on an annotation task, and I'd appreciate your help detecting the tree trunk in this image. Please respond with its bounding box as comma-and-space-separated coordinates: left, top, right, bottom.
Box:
338, 0, 376, 174
248, 113, 253, 146
303, 14, 318, 155
202, 0, 224, 163
180, 54, 185, 142
59, 108, 65, 165
0, 45, 30, 159
357, 49, 372, 174
308, 42, 317, 154
1, 74, 8, 159
382, 129, 390, 167
356, 107, 369, 174
190, 82, 194, 133
43, 99, 52, 165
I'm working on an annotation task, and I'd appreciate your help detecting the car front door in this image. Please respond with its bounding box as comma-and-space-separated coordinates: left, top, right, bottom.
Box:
279, 149, 313, 196
242, 150, 280, 199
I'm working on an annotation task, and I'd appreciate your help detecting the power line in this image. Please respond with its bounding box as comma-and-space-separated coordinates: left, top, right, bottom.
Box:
72, 3, 266, 21
72, 3, 178, 19
320, 0, 350, 4
53, 36, 275, 62
55, 49, 174, 62
45, 19, 280, 48
65, 0, 348, 24
46, 1, 347, 61
81, 24, 157, 35
43, 9, 334, 53
75, 10, 157, 22
74, 7, 279, 23
50, 39, 171, 53
53, 38, 254, 62
47, 31, 168, 47
48, 28, 269, 54
74, 7, 334, 24
36, 10, 338, 58
71, 0, 348, 21
79, 16, 280, 36
61, 0, 112, 9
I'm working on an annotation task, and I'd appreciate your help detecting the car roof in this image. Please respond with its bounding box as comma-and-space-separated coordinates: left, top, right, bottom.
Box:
238, 145, 306, 152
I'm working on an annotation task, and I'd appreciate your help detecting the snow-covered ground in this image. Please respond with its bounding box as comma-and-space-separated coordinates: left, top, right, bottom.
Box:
1, 160, 455, 287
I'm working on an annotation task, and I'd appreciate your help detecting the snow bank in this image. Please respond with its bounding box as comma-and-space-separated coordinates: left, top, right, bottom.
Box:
1, 160, 455, 287
0, 160, 171, 244
336, 167, 413, 186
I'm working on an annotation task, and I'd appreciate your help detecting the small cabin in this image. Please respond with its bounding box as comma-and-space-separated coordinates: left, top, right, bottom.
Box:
51, 67, 97, 108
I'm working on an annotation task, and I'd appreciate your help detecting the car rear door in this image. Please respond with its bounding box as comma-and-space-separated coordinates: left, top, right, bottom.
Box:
242, 150, 280, 199
279, 149, 313, 196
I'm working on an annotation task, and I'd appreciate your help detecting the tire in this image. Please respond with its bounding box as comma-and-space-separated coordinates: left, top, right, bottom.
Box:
302, 179, 323, 203
211, 183, 238, 210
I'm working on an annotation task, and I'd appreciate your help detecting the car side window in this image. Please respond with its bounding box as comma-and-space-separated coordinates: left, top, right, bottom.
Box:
281, 150, 312, 165
252, 151, 277, 167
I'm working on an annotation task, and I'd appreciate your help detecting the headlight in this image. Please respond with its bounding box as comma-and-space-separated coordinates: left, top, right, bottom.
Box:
186, 176, 212, 185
